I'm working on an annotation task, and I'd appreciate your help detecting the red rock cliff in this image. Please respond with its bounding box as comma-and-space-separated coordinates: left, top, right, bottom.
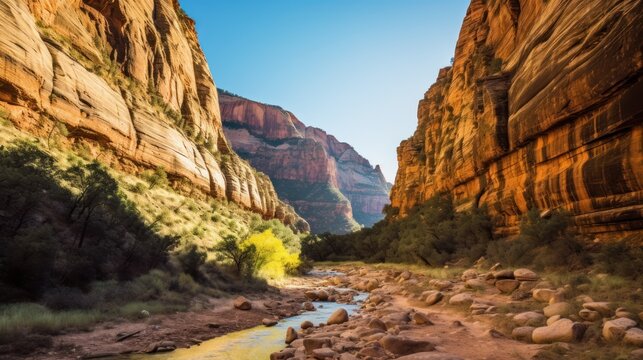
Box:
390, 0, 642, 237
220, 92, 391, 233
0, 0, 308, 231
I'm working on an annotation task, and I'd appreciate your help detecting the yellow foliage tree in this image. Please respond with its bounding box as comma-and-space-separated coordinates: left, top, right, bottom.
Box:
242, 229, 300, 280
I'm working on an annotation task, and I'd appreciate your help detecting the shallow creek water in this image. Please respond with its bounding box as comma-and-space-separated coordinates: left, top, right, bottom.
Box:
127, 273, 365, 360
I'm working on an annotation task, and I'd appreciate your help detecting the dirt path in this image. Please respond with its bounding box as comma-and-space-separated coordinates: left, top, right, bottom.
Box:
391, 295, 540, 360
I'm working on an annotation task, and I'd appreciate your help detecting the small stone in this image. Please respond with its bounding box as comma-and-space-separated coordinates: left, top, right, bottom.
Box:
578, 309, 601, 322
465, 279, 486, 290
544, 302, 575, 318
493, 269, 514, 280
301, 320, 314, 329
412, 312, 433, 325
285, 327, 298, 344
449, 293, 473, 306
512, 326, 535, 343
233, 296, 252, 310
303, 337, 331, 354
461, 269, 478, 281
425, 291, 444, 306
368, 318, 387, 331
303, 301, 316, 311
262, 318, 278, 327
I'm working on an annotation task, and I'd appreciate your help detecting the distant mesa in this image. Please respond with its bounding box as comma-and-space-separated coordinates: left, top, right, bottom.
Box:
219, 89, 391, 234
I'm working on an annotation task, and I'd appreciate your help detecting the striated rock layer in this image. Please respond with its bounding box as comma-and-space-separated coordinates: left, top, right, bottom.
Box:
220, 92, 391, 234
0, 0, 308, 231
391, 0, 642, 238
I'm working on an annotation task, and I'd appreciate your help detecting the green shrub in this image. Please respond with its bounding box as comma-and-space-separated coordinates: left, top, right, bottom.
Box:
176, 244, 207, 280
142, 166, 168, 189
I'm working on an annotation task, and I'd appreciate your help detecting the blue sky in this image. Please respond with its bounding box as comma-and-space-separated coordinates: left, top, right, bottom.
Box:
181, 0, 469, 182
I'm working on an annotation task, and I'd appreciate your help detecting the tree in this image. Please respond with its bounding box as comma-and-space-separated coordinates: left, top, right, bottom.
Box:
214, 235, 257, 277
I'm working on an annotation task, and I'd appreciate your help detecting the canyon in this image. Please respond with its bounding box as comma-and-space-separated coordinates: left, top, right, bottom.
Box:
390, 0, 643, 238
220, 92, 391, 234
0, 0, 308, 231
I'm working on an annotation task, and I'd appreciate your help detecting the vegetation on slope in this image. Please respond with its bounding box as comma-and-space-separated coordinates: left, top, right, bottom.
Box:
303, 195, 642, 280
0, 110, 309, 348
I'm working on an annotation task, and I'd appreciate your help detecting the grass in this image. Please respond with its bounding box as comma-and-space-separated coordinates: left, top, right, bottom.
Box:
0, 303, 102, 341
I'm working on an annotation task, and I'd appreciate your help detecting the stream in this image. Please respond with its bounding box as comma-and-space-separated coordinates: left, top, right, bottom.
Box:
125, 275, 365, 360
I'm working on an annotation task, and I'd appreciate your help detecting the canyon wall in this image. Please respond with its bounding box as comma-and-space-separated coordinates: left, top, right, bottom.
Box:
220, 92, 391, 234
0, 0, 308, 231
391, 0, 642, 238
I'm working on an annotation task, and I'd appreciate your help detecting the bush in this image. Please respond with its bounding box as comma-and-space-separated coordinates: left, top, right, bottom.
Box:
486, 208, 589, 270
142, 166, 168, 189
594, 242, 643, 279
176, 244, 207, 280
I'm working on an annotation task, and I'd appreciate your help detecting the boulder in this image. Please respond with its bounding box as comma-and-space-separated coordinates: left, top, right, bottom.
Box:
624, 328, 643, 347
512, 326, 535, 343
547, 315, 561, 326
543, 302, 575, 317
532, 289, 557, 302
312, 348, 337, 359
424, 291, 444, 306
262, 318, 278, 327
327, 308, 348, 325
233, 296, 252, 310
514, 268, 538, 281
495, 279, 520, 293
603, 317, 637, 342
379, 335, 435, 355
270, 348, 296, 360
532, 319, 587, 344
513, 312, 546, 327
366, 279, 380, 291
582, 302, 613, 317
285, 327, 298, 344
449, 293, 473, 306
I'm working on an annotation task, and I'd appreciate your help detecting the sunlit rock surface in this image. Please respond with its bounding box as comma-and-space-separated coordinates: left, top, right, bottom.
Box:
390, 0, 642, 238
220, 93, 391, 233
0, 0, 307, 231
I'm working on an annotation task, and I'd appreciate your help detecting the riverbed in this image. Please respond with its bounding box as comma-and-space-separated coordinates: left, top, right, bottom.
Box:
123, 291, 366, 360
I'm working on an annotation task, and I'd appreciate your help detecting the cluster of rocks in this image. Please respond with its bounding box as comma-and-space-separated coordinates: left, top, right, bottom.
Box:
271, 265, 643, 359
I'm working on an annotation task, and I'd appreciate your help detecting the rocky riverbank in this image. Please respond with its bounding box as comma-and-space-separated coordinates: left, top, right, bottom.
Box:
271, 264, 643, 360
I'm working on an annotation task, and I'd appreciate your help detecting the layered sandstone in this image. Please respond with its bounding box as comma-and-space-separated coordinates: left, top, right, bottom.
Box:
0, 0, 307, 231
220, 92, 391, 233
391, 0, 642, 237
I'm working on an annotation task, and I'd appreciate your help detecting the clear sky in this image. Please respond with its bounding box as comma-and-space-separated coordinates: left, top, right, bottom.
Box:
181, 0, 469, 182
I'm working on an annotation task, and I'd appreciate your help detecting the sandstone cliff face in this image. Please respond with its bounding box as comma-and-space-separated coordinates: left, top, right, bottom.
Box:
0, 0, 307, 231
220, 93, 391, 233
391, 0, 642, 237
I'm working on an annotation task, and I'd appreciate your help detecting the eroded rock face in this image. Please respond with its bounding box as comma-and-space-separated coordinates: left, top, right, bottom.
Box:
220, 93, 391, 233
390, 0, 643, 237
0, 0, 307, 231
